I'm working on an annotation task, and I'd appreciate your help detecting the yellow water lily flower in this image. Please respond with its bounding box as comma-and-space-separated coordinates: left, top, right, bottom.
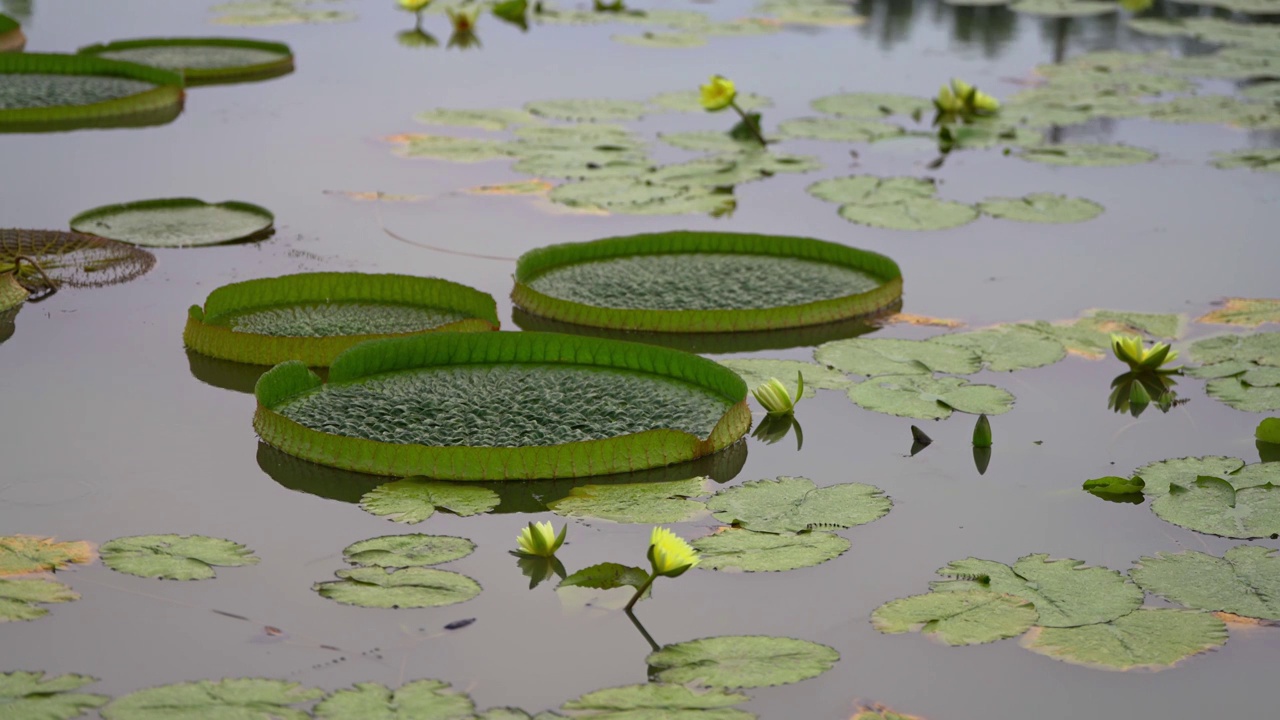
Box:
648, 527, 699, 578
1110, 334, 1179, 372
700, 75, 737, 112
935, 78, 999, 120
399, 0, 432, 11
516, 521, 566, 557
751, 372, 804, 416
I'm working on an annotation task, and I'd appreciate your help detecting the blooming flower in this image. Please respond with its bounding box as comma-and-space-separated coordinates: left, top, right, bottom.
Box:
700, 75, 737, 112
1110, 334, 1179, 372
516, 521, 566, 557
647, 527, 699, 578
751, 372, 803, 416
399, 0, 432, 11
934, 78, 999, 122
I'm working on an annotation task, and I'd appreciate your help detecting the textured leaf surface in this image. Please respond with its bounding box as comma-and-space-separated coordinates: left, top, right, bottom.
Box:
313, 679, 475, 719
871, 589, 1037, 645
342, 535, 475, 568
70, 198, 273, 248
1212, 149, 1280, 173
1150, 477, 1280, 538
1017, 144, 1156, 166
0, 578, 78, 622
1087, 310, 1184, 339
815, 337, 980, 376
692, 529, 850, 572
777, 117, 903, 142
1199, 299, 1280, 327
1131, 545, 1280, 620
0, 536, 94, 576
1010, 0, 1117, 16
102, 678, 323, 720
719, 359, 852, 400
977, 194, 1104, 224
932, 328, 1068, 371
1083, 476, 1146, 498
1130, 455, 1243, 496
837, 197, 979, 231
99, 535, 257, 580
0, 671, 107, 720
650, 89, 772, 113
1205, 376, 1280, 412
548, 477, 707, 523
560, 683, 751, 720
525, 98, 647, 122
646, 635, 839, 688
706, 476, 890, 534
1022, 609, 1227, 671
360, 480, 501, 524
314, 567, 481, 608
845, 375, 1015, 419
557, 563, 650, 591
806, 176, 936, 205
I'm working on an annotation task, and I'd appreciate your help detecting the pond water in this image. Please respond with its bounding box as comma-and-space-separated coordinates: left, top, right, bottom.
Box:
2, 0, 1280, 718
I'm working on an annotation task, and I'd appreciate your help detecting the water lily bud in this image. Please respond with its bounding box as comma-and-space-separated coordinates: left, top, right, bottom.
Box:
751, 373, 802, 416
700, 75, 736, 112
972, 414, 992, 448
516, 521, 566, 557
647, 527, 699, 578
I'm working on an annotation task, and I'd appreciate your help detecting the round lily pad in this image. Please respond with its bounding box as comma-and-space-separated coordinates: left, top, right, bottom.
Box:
872, 589, 1038, 645
1150, 476, 1280, 539
1022, 608, 1227, 671
561, 683, 751, 718
102, 678, 323, 720
548, 477, 708, 523
612, 32, 708, 48
512, 231, 902, 333
314, 680, 475, 719
253, 332, 751, 480
524, 98, 647, 122
838, 197, 980, 231
0, 52, 184, 132
78, 38, 293, 86
692, 528, 851, 572
0, 672, 107, 719
70, 198, 274, 248
811, 92, 931, 119
777, 117, 905, 143
1131, 545, 1280, 620
646, 635, 839, 688
650, 89, 773, 113
314, 567, 481, 608
845, 375, 1015, 419
184, 272, 499, 367
342, 534, 476, 568
977, 194, 1104, 224
1011, 0, 1117, 15
706, 476, 891, 534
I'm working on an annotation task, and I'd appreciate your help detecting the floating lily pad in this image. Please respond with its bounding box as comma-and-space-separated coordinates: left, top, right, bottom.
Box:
393, 134, 513, 162
872, 589, 1038, 645
548, 477, 707, 523
513, 123, 642, 150
255, 333, 750, 480
1083, 476, 1146, 499
706, 476, 890, 534
513, 232, 902, 333
102, 678, 323, 720
646, 635, 839, 689
851, 707, 925, 720
838, 197, 980, 231
1145, 95, 1280, 128
0, 578, 79, 622
1189, 331, 1280, 367
78, 38, 293, 86
0, 53, 184, 132
360, 479, 501, 523
342, 534, 475, 568
525, 98, 647, 122
612, 32, 707, 48
816, 337, 980, 376
70, 197, 273, 248
1199, 299, 1280, 327
557, 562, 650, 592
1010, 318, 1122, 359
811, 92, 931, 119
1213, 149, 1280, 174
1206, 376, 1280, 412
1017, 144, 1156, 166
1131, 545, 1280, 620
692, 528, 850, 572
718, 359, 853, 397
659, 130, 764, 153
99, 534, 258, 580
806, 176, 937, 205
1150, 476, 1280, 538
1010, 0, 1117, 15
0, 535, 94, 576
757, 0, 867, 26
777, 117, 904, 143
314, 567, 481, 608
933, 555, 1143, 627
977, 194, 1103, 224
845, 375, 1015, 419
549, 178, 685, 209
313, 680, 475, 719
414, 107, 540, 131
0, 672, 107, 720
560, 684, 751, 719
1087, 309, 1184, 339
515, 153, 652, 181
1165, 0, 1280, 14
1131, 455, 1244, 496
184, 272, 499, 367
1021, 609, 1227, 671
650, 90, 772, 113
210, 0, 355, 26
932, 328, 1069, 371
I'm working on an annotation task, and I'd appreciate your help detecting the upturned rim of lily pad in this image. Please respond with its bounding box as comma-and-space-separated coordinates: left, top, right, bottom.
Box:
253, 331, 751, 481
77, 37, 294, 86
0, 52, 184, 132
511, 231, 903, 333
184, 272, 500, 367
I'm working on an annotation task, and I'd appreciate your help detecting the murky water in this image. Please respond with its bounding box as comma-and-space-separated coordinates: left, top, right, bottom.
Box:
3, 0, 1279, 718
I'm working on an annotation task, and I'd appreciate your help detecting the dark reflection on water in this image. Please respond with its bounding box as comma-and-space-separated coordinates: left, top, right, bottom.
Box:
0, 101, 184, 134
0, 307, 17, 345
185, 350, 271, 394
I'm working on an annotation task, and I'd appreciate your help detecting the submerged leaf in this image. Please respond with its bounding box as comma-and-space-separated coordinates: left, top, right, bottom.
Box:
0, 671, 107, 720
707, 476, 890, 534
646, 635, 839, 689
1131, 545, 1280, 620
360, 479, 501, 524
313, 679, 475, 719
314, 567, 481, 608
102, 678, 323, 720
872, 589, 1037, 645
342, 534, 476, 568
845, 375, 1015, 420
1021, 609, 1226, 671
0, 578, 78, 622
99, 535, 257, 580
692, 529, 850, 572
0, 536, 94, 577
548, 477, 708, 524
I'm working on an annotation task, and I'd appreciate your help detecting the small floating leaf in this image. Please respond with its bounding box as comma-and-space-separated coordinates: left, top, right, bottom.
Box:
1259, 418, 1280, 444
0, 535, 94, 576
525, 98, 647, 122
845, 375, 1015, 420
70, 198, 273, 248
1198, 299, 1280, 327
313, 680, 475, 719
977, 193, 1103, 224
1150, 477, 1280, 539
0, 671, 107, 719
706, 476, 890, 534
1021, 608, 1227, 671
99, 535, 258, 580
342, 534, 475, 568
777, 117, 904, 143
548, 477, 708, 524
314, 567, 481, 608
646, 635, 839, 689
1083, 476, 1146, 499
1212, 149, 1280, 173
560, 683, 751, 718
806, 176, 936, 206
1131, 545, 1280, 620
557, 562, 650, 591
651, 89, 772, 113
718, 359, 852, 398
871, 589, 1037, 645
837, 197, 980, 231
392, 134, 513, 162
360, 479, 501, 524
612, 31, 707, 48
413, 107, 540, 131
1010, 0, 1116, 15
0, 578, 78, 622
932, 328, 1068, 372
815, 337, 980, 377
1017, 144, 1156, 167
102, 678, 323, 720
811, 92, 931, 119
692, 528, 850, 572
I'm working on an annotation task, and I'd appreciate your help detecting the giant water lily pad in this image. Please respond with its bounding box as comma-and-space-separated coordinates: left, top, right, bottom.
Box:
1, 229, 156, 292
845, 375, 1015, 419
977, 194, 1104, 224
871, 589, 1038, 645
1018, 144, 1157, 166
71, 198, 273, 248
560, 684, 751, 719
1150, 477, 1280, 538
1131, 545, 1280, 620
99, 534, 258, 580
706, 476, 890, 534
0, 672, 107, 719
513, 232, 902, 333
314, 567, 481, 608
816, 337, 980, 376
342, 534, 475, 568
0, 578, 78, 622
646, 635, 839, 688
313, 680, 475, 719
254, 332, 751, 480
1021, 609, 1227, 671
78, 38, 293, 85
360, 479, 501, 523
184, 272, 499, 367
0, 53, 184, 132
548, 477, 707, 523
932, 328, 1069, 372
102, 678, 323, 719
692, 528, 850, 572
0, 535, 94, 576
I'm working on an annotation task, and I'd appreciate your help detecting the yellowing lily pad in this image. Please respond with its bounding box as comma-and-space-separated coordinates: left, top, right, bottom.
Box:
1198, 299, 1280, 328
0, 535, 94, 576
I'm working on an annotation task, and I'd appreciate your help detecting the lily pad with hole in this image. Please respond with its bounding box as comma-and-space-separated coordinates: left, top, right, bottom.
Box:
718, 359, 853, 397
183, 272, 499, 367
646, 635, 838, 689
99, 534, 258, 580
1017, 143, 1156, 166
359, 479, 501, 523
0, 578, 79, 622
78, 38, 293, 86
102, 678, 323, 720
0, 672, 107, 719
872, 589, 1038, 645
560, 684, 752, 720
413, 107, 541, 131
977, 194, 1103, 224
1131, 545, 1280, 620
1021, 608, 1227, 671
815, 337, 981, 376
525, 98, 647, 122
1198, 299, 1280, 327
512, 231, 902, 333
845, 375, 1015, 419
692, 528, 850, 572
314, 566, 481, 608
706, 476, 890, 534
838, 197, 980, 231
342, 534, 475, 568
313, 680, 475, 719
1, 229, 156, 291
0, 535, 95, 576
1150, 477, 1280, 538
932, 328, 1069, 372
811, 92, 931, 119
255, 333, 751, 480
70, 197, 273, 248
650, 89, 772, 113
548, 477, 708, 523
0, 52, 184, 132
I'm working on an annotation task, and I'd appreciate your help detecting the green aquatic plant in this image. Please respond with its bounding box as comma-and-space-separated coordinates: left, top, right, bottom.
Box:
0, 53, 184, 132
1109, 370, 1181, 417
77, 38, 294, 86
1023, 609, 1226, 671
515, 521, 566, 558
972, 414, 992, 448
752, 372, 803, 416
99, 534, 258, 580
623, 526, 699, 610
1111, 333, 1180, 372
707, 476, 891, 534
560, 683, 752, 719
0, 535, 94, 576
447, 6, 482, 49
0, 672, 107, 718
71, 197, 273, 248
1082, 475, 1146, 500
692, 527, 849, 572
700, 74, 767, 146
0, 578, 79, 622
646, 635, 839, 688
102, 678, 323, 719
1131, 545, 1280, 621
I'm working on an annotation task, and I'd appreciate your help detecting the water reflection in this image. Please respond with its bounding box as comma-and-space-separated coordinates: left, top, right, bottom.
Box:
514, 553, 567, 588
186, 350, 274, 394
1107, 370, 1182, 417
751, 413, 804, 450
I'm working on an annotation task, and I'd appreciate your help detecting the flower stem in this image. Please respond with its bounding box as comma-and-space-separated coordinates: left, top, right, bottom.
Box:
624, 572, 656, 612
729, 101, 767, 146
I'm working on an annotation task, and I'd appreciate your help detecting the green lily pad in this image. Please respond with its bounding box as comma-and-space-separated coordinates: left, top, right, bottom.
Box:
845, 375, 1015, 419
0, 578, 78, 622
77, 38, 293, 86
0, 672, 107, 720
811, 92, 931, 119
1009, 318, 1120, 359
102, 678, 323, 720
1198, 298, 1280, 327
70, 197, 274, 248
871, 589, 1038, 645
413, 107, 540, 131
342, 534, 475, 568
977, 194, 1104, 224
815, 337, 981, 376
1010, 0, 1117, 15
1131, 545, 1280, 620
1150, 477, 1280, 538
1206, 376, 1280, 412
1087, 309, 1184, 339
549, 178, 685, 210
210, 0, 355, 26
313, 680, 475, 719
838, 197, 980, 231
1190, 331, 1280, 367
1167, 48, 1280, 80
314, 567, 481, 608
0, 535, 95, 576
1243, 82, 1280, 101
99, 534, 258, 580
1083, 476, 1146, 499
512, 123, 642, 150
1144, 95, 1280, 128
560, 684, 752, 719
1259, 417, 1280, 444
806, 176, 936, 205
692, 528, 850, 572
718, 359, 853, 397
514, 153, 652, 181
658, 130, 764, 153
1131, 456, 1245, 496
646, 635, 839, 689
360, 479, 501, 524
557, 562, 650, 592
0, 53, 185, 132
394, 134, 513, 162
933, 555, 1143, 627
777, 117, 904, 143
1165, 0, 1280, 14
706, 476, 890, 534
650, 90, 772, 113
1017, 144, 1156, 166
1022, 608, 1227, 671
525, 98, 647, 122
932, 328, 1069, 371
548, 477, 707, 523
612, 32, 708, 48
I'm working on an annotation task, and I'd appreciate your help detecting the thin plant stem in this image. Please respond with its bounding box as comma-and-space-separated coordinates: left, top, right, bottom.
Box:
625, 607, 661, 653
729, 101, 767, 146
624, 572, 656, 613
